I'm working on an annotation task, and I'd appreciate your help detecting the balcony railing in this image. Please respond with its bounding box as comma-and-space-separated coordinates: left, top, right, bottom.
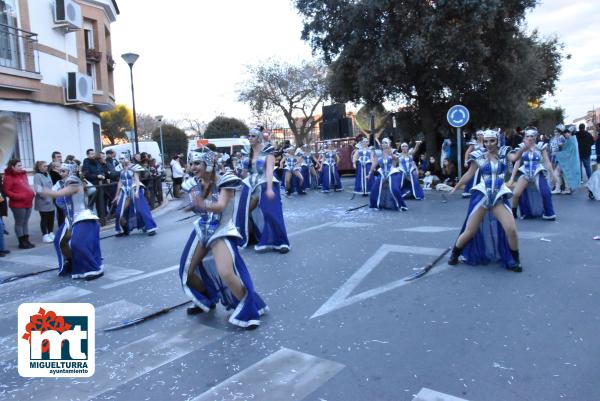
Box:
0, 23, 39, 74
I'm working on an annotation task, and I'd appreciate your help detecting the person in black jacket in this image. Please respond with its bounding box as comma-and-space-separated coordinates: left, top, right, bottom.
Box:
576, 123, 594, 181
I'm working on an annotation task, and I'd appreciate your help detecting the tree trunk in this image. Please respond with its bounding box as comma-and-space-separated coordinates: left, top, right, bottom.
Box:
418, 101, 439, 158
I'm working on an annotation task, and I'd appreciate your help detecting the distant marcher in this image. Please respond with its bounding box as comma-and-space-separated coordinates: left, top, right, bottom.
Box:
33, 161, 56, 243
576, 123, 594, 181
3, 159, 35, 249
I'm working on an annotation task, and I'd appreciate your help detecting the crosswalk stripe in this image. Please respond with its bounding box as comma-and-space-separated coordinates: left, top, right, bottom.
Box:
0, 286, 92, 321
94, 299, 152, 329
398, 226, 458, 233
17, 324, 226, 401
0, 333, 16, 364
412, 387, 469, 401
192, 347, 345, 401
101, 265, 144, 281
100, 264, 179, 290
2, 254, 55, 267
0, 276, 49, 294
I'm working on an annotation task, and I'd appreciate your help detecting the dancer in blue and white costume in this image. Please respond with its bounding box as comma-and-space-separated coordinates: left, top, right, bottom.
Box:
397, 142, 424, 200
319, 141, 343, 192
462, 130, 485, 198
179, 148, 267, 328
280, 147, 305, 195
368, 138, 407, 211
42, 162, 103, 280
113, 153, 158, 236
353, 137, 373, 196
235, 127, 290, 253
508, 127, 556, 220
300, 144, 318, 190
449, 129, 522, 272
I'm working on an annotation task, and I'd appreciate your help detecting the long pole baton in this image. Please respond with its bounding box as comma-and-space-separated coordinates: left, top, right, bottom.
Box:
103, 300, 192, 331
404, 247, 451, 281
1, 267, 59, 284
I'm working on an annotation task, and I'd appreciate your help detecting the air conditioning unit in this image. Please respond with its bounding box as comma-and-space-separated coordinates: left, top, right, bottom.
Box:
54, 0, 82, 30
66, 72, 93, 103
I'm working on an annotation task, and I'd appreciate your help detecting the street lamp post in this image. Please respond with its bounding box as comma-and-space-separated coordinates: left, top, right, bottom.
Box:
156, 115, 165, 168
121, 52, 140, 154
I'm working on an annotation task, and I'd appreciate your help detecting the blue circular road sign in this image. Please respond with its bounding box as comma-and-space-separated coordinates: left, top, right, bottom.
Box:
447, 105, 470, 128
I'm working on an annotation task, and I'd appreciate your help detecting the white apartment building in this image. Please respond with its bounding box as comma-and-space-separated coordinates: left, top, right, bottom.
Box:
0, 0, 119, 168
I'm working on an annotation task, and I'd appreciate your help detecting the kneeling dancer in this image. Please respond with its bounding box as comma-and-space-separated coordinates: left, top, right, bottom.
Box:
180, 148, 267, 328
449, 129, 522, 272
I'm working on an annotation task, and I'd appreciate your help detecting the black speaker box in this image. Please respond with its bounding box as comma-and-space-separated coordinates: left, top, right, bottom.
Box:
339, 117, 353, 137
320, 120, 340, 140
322, 104, 346, 122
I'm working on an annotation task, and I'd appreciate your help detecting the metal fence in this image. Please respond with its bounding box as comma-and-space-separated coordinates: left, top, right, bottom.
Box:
0, 23, 39, 73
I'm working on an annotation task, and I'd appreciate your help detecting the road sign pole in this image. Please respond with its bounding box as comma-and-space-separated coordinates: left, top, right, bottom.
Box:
457, 127, 462, 179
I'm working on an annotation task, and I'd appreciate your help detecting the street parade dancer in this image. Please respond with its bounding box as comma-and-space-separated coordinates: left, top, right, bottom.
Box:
42, 162, 104, 280
319, 141, 343, 192
462, 130, 485, 198
280, 147, 305, 195
368, 137, 407, 211
397, 142, 424, 200
300, 144, 318, 190
113, 153, 158, 236
235, 127, 290, 253
179, 148, 267, 328
449, 129, 523, 272
353, 137, 373, 196
508, 127, 556, 220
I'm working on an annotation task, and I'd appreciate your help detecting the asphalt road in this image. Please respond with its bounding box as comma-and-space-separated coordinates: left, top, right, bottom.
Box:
1, 178, 599, 401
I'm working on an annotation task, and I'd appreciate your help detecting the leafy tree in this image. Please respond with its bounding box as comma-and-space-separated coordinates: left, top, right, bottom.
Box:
295, 0, 564, 155
137, 113, 161, 141
238, 59, 328, 145
151, 124, 187, 158
182, 116, 207, 138
100, 104, 133, 145
204, 116, 249, 139
529, 107, 565, 136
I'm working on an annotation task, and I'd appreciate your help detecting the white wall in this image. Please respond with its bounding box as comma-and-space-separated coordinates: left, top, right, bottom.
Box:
28, 0, 78, 57
38, 52, 78, 86
0, 99, 100, 163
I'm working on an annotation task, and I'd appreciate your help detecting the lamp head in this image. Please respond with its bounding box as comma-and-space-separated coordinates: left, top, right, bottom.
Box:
121, 53, 139, 67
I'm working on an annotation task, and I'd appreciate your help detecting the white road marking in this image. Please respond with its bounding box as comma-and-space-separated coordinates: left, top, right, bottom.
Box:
101, 265, 144, 281
398, 226, 458, 233
192, 347, 345, 401
100, 264, 179, 290
0, 276, 49, 293
312, 244, 448, 319
519, 231, 556, 240
331, 222, 375, 229
0, 286, 92, 321
0, 333, 16, 363
2, 254, 55, 267
412, 387, 470, 401
16, 325, 227, 401
94, 299, 152, 330
288, 222, 336, 237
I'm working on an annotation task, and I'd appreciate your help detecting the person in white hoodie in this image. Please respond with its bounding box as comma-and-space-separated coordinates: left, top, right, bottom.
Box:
170, 154, 184, 198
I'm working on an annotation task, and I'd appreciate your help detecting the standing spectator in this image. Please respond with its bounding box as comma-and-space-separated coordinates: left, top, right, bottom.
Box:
3, 159, 35, 249
48, 151, 65, 227
507, 128, 523, 148
82, 149, 105, 186
0, 173, 9, 255
170, 154, 184, 198
33, 161, 55, 243
576, 123, 594, 181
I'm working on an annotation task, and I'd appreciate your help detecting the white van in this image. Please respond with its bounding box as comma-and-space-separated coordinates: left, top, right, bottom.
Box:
187, 138, 249, 156
103, 141, 162, 160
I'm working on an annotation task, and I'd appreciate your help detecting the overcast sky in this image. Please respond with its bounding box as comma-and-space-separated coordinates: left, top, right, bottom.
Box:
110, 0, 599, 126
